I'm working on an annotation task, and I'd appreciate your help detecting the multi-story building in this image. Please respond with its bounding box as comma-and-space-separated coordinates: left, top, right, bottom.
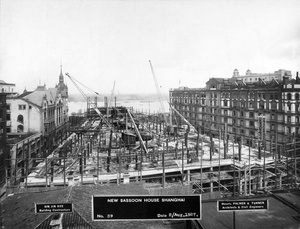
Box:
0, 81, 18, 200
0, 93, 7, 200
169, 69, 300, 149
232, 69, 292, 83
4, 66, 69, 187
0, 80, 16, 94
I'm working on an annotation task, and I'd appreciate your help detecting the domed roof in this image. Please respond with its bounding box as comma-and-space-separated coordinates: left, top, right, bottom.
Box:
233, 69, 239, 77
246, 69, 252, 75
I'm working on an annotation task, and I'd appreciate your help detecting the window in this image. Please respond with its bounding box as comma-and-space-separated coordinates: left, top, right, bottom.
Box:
296, 116, 300, 123
18, 105, 26, 110
249, 102, 254, 108
224, 118, 228, 123
224, 100, 228, 107
17, 115, 24, 123
296, 93, 299, 100
241, 101, 245, 108
259, 101, 264, 109
249, 112, 254, 118
287, 93, 292, 100
241, 111, 244, 117
249, 120, 254, 127
271, 114, 275, 120
271, 101, 277, 110
271, 124, 275, 130
233, 100, 238, 107
17, 125, 24, 132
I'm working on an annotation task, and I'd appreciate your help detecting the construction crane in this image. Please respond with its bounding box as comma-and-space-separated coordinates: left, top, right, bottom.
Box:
65, 73, 112, 128
127, 109, 148, 154
149, 60, 170, 128
169, 104, 198, 133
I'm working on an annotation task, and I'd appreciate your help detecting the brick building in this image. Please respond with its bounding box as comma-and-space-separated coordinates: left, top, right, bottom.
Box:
169, 69, 300, 149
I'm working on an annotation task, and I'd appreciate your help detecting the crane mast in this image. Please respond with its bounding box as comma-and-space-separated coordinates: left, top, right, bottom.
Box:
149, 60, 169, 126
65, 72, 112, 128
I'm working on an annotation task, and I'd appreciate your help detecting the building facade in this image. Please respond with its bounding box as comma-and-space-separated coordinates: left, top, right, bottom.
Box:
0, 80, 16, 94
0, 94, 7, 199
169, 69, 300, 149
4, 66, 69, 188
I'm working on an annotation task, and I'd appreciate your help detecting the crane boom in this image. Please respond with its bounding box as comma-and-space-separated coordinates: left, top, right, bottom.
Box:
127, 109, 148, 154
149, 60, 169, 126
65, 72, 111, 128
169, 104, 197, 133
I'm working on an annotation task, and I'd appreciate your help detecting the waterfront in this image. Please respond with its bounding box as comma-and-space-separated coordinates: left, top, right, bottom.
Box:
68, 99, 169, 115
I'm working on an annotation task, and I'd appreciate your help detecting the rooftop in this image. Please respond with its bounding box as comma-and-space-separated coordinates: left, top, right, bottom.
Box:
2, 185, 300, 229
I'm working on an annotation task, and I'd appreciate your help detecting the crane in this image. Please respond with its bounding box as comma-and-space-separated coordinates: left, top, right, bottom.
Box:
169, 104, 197, 133
149, 60, 170, 128
126, 109, 148, 154
65, 73, 112, 128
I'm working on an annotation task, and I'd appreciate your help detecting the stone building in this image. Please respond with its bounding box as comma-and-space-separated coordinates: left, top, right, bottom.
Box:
4, 66, 69, 188
169, 69, 300, 149
0, 81, 18, 200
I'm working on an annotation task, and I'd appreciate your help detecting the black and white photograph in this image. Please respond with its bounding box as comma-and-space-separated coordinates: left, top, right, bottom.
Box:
0, 0, 300, 228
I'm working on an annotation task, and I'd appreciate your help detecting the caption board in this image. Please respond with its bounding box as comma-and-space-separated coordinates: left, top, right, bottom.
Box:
218, 200, 268, 211
92, 195, 201, 221
35, 203, 73, 214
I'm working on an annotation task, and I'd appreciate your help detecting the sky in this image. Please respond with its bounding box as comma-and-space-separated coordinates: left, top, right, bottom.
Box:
0, 0, 300, 96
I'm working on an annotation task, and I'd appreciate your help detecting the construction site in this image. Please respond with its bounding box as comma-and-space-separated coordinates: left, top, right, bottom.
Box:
4, 72, 300, 229
5, 67, 300, 199
6, 100, 300, 199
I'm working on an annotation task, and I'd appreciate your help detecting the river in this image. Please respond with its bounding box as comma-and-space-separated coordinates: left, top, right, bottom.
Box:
68, 100, 169, 115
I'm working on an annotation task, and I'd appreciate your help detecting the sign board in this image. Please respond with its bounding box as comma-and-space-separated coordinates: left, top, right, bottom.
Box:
92, 195, 201, 221
218, 200, 268, 212
35, 203, 73, 214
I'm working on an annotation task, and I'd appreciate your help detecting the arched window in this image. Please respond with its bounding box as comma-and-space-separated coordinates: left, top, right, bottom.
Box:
17, 125, 24, 132
271, 101, 277, 110
17, 115, 24, 123
287, 93, 292, 100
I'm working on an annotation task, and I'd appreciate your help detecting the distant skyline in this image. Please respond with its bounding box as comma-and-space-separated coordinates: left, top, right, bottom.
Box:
1, 0, 300, 96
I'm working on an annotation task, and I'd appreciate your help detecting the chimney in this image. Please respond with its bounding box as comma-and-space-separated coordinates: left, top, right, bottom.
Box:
283, 76, 287, 84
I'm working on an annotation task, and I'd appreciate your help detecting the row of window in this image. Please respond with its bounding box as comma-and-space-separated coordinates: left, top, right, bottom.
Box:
172, 91, 300, 102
